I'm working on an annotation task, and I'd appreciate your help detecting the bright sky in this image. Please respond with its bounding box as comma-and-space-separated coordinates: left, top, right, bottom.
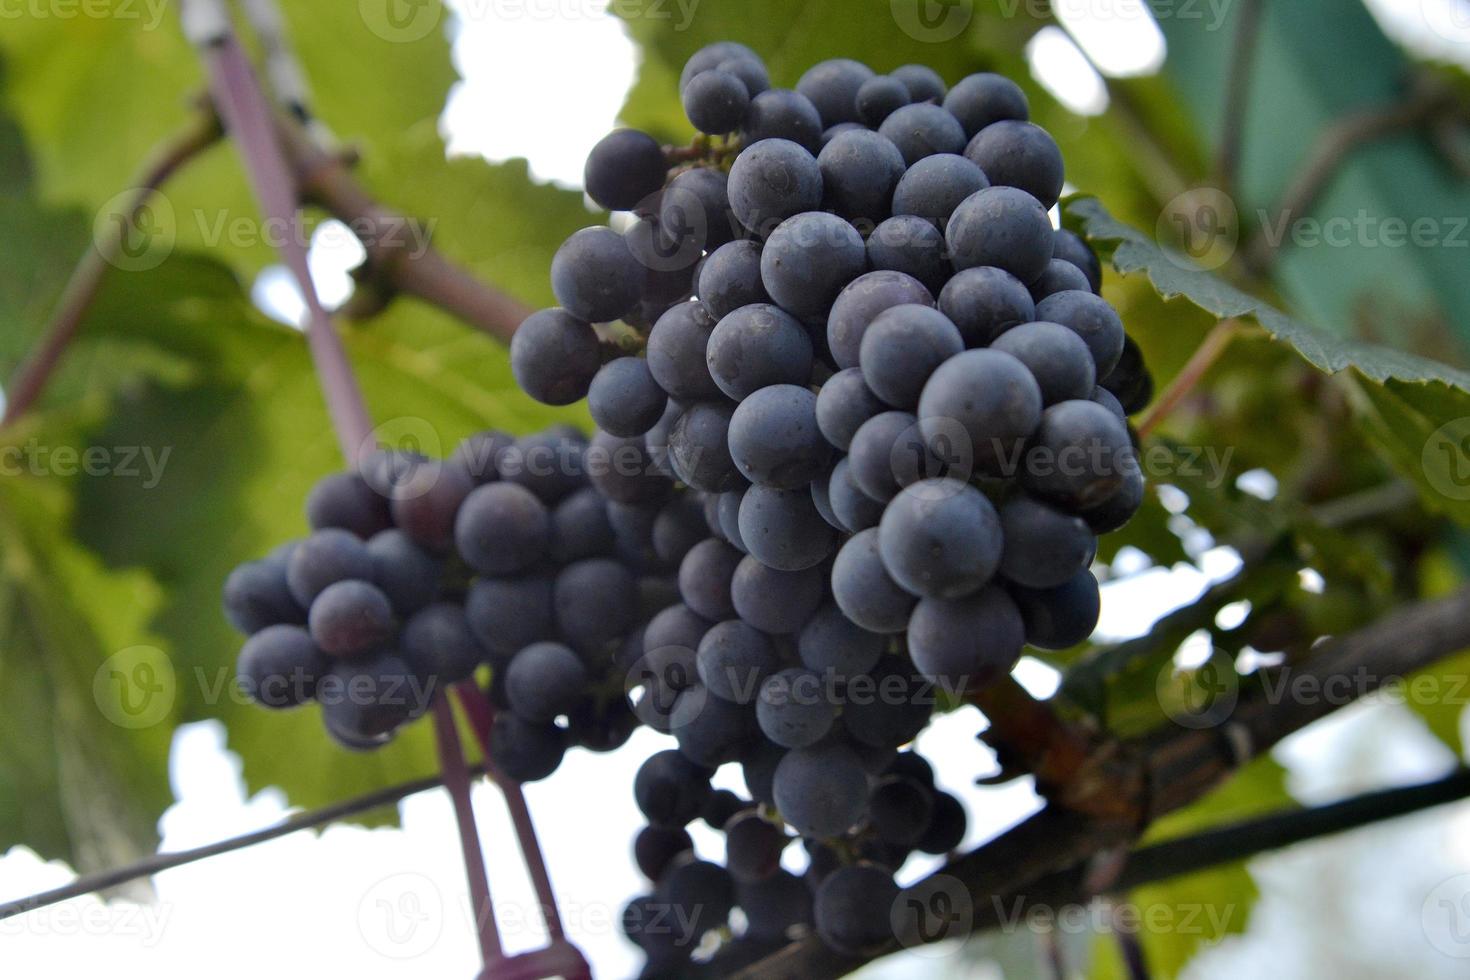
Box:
9, 1, 1470, 978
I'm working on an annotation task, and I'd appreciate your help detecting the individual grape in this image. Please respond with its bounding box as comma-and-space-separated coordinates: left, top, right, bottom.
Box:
727, 138, 823, 237
1009, 569, 1101, 650
739, 870, 813, 940
696, 619, 780, 704
728, 384, 831, 489
683, 69, 750, 134
506, 641, 590, 722
510, 308, 603, 406
992, 321, 1098, 405
366, 530, 442, 616
866, 214, 951, 295
306, 472, 391, 539
878, 479, 1002, 599
859, 305, 964, 409
1035, 290, 1127, 378
670, 683, 755, 766
287, 529, 373, 607
907, 586, 1025, 693
886, 751, 936, 787
588, 357, 667, 438
645, 401, 683, 480
943, 72, 1029, 137
1053, 227, 1103, 294
678, 537, 742, 621
1099, 334, 1153, 414
224, 559, 305, 634
831, 528, 916, 634
550, 226, 642, 322
915, 790, 967, 854
937, 265, 1036, 347
465, 575, 553, 663
826, 270, 935, 370
891, 64, 947, 103
490, 712, 567, 783
964, 120, 1065, 209
737, 485, 837, 572
757, 667, 837, 748
818, 122, 866, 148
868, 775, 934, 847
360, 447, 429, 502
586, 430, 671, 506
668, 401, 742, 493
555, 558, 638, 647
401, 602, 483, 686
878, 103, 966, 165
1091, 385, 1127, 420
891, 153, 989, 230
389, 459, 475, 553
946, 185, 1054, 284
855, 74, 910, 127
646, 301, 721, 402
796, 58, 875, 126
917, 349, 1043, 475
706, 303, 814, 400
680, 40, 761, 90
847, 411, 929, 503
717, 487, 748, 551
698, 240, 769, 320
741, 740, 785, 807
810, 464, 838, 535
798, 601, 886, 677
635, 825, 694, 882
813, 862, 900, 955
828, 456, 885, 533
761, 210, 870, 319
817, 128, 906, 222
584, 129, 667, 211
451, 430, 515, 485
743, 88, 823, 151
547, 487, 616, 564
855, 836, 909, 873
773, 743, 869, 838
635, 749, 713, 828
731, 556, 825, 635
701, 790, 748, 830
1000, 498, 1093, 592
1079, 465, 1145, 534
657, 854, 736, 940
842, 658, 932, 748
719, 56, 770, 97
724, 810, 787, 884
496, 430, 588, 504
1029, 257, 1093, 301
651, 495, 708, 568
237, 624, 327, 708
1022, 399, 1136, 511
318, 653, 421, 742
815, 368, 886, 452
669, 162, 738, 247
642, 603, 713, 668
454, 482, 550, 575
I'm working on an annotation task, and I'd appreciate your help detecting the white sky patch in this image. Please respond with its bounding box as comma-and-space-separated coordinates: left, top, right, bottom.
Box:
441, 0, 639, 187
1026, 26, 1110, 117
1237, 468, 1280, 500
1052, 0, 1167, 76
251, 265, 307, 329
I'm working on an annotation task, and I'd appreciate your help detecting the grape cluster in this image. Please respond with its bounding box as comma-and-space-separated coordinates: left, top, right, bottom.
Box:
223, 427, 691, 775
517, 42, 1154, 972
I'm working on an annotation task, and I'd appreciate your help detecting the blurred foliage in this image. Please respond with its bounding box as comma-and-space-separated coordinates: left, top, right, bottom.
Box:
0, 2, 1466, 978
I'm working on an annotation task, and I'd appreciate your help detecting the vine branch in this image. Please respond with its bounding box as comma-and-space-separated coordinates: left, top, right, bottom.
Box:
0, 108, 222, 428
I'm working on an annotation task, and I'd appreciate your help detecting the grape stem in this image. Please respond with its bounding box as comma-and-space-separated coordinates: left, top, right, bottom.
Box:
432, 696, 506, 965
0, 107, 222, 428
967, 676, 1099, 806
1134, 318, 1242, 441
